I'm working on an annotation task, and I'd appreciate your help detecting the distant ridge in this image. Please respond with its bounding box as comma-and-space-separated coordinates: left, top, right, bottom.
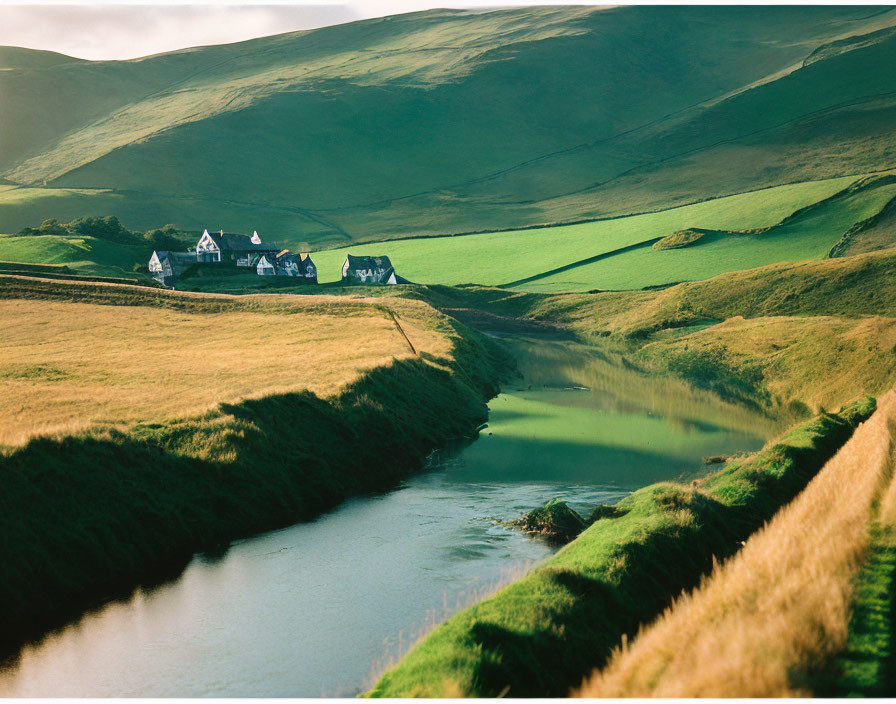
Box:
1, 5, 896, 245
0, 46, 83, 69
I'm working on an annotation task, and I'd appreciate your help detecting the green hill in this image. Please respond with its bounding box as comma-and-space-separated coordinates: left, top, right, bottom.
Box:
1, 6, 895, 246
0, 233, 144, 278
310, 174, 895, 290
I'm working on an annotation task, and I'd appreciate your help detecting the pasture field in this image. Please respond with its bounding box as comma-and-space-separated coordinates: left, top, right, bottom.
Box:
311, 176, 858, 287
0, 286, 449, 446
518, 177, 896, 291
577, 390, 896, 697
0, 233, 145, 278
1, 175, 891, 296
441, 247, 896, 339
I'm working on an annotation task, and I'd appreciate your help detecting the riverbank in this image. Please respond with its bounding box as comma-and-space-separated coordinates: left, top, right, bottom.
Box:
368, 397, 875, 697
577, 389, 896, 697
356, 248, 896, 414
0, 276, 510, 654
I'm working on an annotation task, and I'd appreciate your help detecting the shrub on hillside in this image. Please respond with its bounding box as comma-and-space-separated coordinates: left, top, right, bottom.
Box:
143, 224, 193, 251
66, 215, 138, 244
17, 218, 70, 237
15, 216, 193, 254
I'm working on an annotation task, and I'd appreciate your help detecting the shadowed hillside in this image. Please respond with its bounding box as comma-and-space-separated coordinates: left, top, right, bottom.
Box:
1, 5, 895, 244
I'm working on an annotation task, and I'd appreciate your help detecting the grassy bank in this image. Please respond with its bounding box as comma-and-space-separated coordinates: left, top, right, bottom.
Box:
0, 277, 509, 653
367, 398, 874, 697
578, 390, 896, 697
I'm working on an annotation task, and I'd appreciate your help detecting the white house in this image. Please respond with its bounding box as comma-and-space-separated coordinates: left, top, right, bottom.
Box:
148, 250, 195, 284
195, 229, 277, 266
256, 254, 276, 275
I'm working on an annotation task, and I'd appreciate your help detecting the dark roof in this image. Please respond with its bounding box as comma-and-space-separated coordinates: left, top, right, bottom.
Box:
152, 250, 194, 277
273, 252, 316, 274
208, 232, 276, 252
342, 254, 411, 284
165, 251, 197, 264
344, 254, 393, 270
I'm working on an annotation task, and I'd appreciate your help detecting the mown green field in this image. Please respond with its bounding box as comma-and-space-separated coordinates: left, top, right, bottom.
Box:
0, 233, 144, 277
3, 173, 892, 295
311, 176, 864, 289
519, 177, 896, 292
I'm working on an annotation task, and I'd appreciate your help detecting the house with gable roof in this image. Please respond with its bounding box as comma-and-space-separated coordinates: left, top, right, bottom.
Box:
195, 229, 278, 267
147, 228, 321, 286
257, 250, 318, 281
148, 250, 196, 285
341, 254, 410, 285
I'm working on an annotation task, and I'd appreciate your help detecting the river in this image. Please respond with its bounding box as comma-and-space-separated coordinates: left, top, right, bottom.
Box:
0, 336, 779, 697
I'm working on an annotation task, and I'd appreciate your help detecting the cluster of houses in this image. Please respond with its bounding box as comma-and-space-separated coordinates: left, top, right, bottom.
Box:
149, 229, 410, 287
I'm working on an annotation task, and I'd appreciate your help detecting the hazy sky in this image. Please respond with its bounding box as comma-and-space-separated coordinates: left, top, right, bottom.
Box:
0, 1, 604, 60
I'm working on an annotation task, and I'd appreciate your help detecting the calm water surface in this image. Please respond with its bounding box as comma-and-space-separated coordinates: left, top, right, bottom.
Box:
0, 336, 779, 697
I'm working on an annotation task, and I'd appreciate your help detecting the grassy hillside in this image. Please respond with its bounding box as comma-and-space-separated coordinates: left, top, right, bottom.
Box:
0, 232, 145, 277
831, 192, 896, 256
4, 175, 875, 291
310, 176, 861, 288
372, 248, 896, 413
423, 247, 896, 338
577, 390, 896, 697
517, 174, 896, 291
1, 6, 894, 241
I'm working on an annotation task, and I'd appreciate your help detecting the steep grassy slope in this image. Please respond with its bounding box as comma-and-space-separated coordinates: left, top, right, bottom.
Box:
1, 6, 894, 241
831, 193, 896, 256
577, 390, 896, 697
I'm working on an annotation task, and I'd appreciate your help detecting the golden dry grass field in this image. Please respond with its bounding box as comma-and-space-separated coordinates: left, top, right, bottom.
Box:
646, 315, 896, 411
0, 293, 451, 447
576, 388, 896, 697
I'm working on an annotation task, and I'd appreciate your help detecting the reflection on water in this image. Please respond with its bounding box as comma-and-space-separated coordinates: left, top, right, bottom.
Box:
0, 336, 779, 697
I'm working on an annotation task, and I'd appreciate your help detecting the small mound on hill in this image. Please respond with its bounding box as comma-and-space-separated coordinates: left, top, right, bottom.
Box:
829, 195, 896, 257
653, 228, 717, 250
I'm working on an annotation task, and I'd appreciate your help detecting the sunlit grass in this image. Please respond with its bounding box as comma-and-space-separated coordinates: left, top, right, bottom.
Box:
368, 401, 874, 697
576, 390, 896, 697
311, 177, 856, 287
0, 294, 450, 447
520, 179, 896, 292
